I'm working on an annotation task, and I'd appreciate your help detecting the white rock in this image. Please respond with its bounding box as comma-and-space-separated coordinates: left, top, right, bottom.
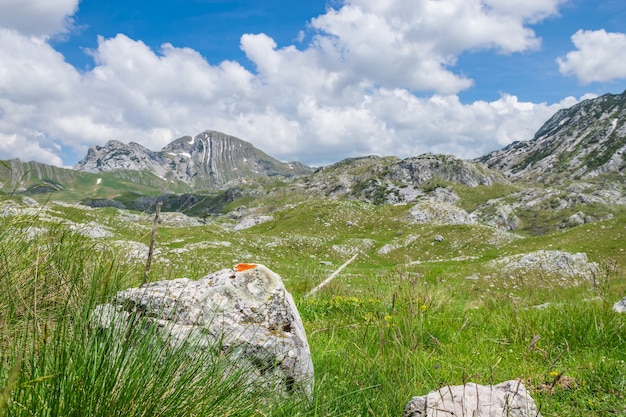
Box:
410, 201, 475, 225
234, 215, 274, 231
490, 250, 598, 280
613, 297, 626, 313
403, 380, 542, 417
70, 221, 113, 238
92, 264, 314, 397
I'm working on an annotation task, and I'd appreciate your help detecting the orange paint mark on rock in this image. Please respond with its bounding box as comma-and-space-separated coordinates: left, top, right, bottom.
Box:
234, 263, 257, 272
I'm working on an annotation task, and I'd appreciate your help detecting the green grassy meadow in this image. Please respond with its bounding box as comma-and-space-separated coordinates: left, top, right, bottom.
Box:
1, 191, 625, 416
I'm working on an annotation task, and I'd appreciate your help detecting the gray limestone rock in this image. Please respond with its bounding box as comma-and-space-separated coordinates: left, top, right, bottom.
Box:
392, 154, 503, 187
428, 187, 460, 204
403, 380, 542, 417
233, 215, 274, 231
410, 201, 476, 226
489, 250, 599, 282
613, 297, 626, 313
91, 264, 314, 397
69, 221, 113, 238
473, 202, 520, 231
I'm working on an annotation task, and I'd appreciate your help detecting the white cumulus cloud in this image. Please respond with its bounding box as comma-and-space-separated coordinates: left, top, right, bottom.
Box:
309, 0, 567, 94
557, 29, 626, 84
0, 0, 79, 38
0, 0, 592, 168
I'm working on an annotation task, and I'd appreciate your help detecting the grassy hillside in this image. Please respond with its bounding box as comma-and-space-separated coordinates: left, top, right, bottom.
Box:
0, 159, 190, 204
1, 192, 625, 415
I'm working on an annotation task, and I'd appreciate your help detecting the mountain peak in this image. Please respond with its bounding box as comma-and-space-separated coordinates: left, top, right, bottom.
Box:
74, 131, 312, 189
478, 91, 626, 182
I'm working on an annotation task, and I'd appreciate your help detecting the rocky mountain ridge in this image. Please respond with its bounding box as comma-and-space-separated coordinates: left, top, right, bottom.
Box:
301, 153, 506, 204
3, 90, 625, 235
75, 130, 312, 190
478, 90, 626, 182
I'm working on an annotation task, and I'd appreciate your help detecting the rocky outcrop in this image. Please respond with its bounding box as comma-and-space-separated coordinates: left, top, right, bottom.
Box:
161, 132, 312, 189
489, 250, 598, 281
233, 215, 274, 231
478, 90, 626, 183
74, 140, 171, 177
403, 380, 541, 417
91, 263, 314, 397
472, 202, 520, 231
391, 154, 504, 187
409, 201, 475, 225
472, 185, 622, 231
75, 131, 312, 190
302, 154, 505, 204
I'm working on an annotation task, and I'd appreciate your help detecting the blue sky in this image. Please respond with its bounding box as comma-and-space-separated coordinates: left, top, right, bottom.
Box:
1, 0, 626, 167
54, 1, 330, 70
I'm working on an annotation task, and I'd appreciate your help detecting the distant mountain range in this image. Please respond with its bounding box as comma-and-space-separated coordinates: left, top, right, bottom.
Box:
70, 89, 626, 188
74, 130, 312, 190
1, 90, 625, 212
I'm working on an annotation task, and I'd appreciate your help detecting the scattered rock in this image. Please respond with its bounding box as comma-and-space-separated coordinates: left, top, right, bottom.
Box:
428, 187, 460, 204
158, 212, 204, 227
392, 153, 504, 187
378, 242, 398, 255
24, 226, 48, 239
234, 215, 274, 231
566, 211, 587, 227
473, 202, 521, 231
433, 235, 445, 242
333, 238, 374, 255
21, 196, 39, 207
169, 240, 232, 254
410, 201, 475, 225
70, 221, 113, 238
378, 235, 419, 255
403, 380, 542, 417
91, 263, 314, 397
489, 250, 598, 280
557, 211, 605, 229
117, 210, 150, 224
613, 297, 626, 313
0, 200, 20, 217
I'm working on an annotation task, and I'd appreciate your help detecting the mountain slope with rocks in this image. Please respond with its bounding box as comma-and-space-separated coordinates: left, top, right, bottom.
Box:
75, 130, 313, 190
3, 90, 626, 235
478, 90, 626, 182
0, 158, 189, 198
301, 153, 506, 204
74, 141, 171, 178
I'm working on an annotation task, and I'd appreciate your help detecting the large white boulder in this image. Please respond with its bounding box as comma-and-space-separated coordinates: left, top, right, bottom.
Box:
92, 263, 314, 397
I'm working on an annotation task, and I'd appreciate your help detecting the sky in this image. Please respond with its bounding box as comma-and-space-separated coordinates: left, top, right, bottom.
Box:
1, 0, 626, 168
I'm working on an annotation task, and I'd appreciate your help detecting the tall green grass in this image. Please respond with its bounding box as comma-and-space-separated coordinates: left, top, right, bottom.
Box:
1, 202, 625, 416
295, 267, 626, 416
0, 213, 298, 417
